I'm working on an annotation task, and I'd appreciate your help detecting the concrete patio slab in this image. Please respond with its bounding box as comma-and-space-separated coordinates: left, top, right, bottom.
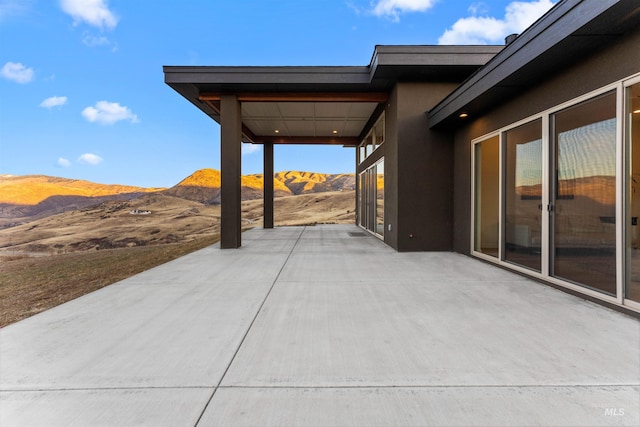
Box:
120, 251, 290, 284
221, 278, 639, 387
201, 386, 640, 427
278, 250, 532, 283
1, 224, 639, 426
1, 388, 212, 427
1, 280, 273, 390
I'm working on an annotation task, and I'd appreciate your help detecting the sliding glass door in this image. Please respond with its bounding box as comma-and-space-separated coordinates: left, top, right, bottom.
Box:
471, 77, 640, 309
504, 119, 543, 271
472, 85, 634, 301
551, 92, 617, 295
359, 159, 384, 237
474, 135, 500, 257
376, 160, 385, 236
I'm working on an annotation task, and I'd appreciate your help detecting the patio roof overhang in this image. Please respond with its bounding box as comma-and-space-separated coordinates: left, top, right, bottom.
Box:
197, 91, 389, 147
428, 0, 640, 129
163, 45, 502, 147
163, 45, 502, 248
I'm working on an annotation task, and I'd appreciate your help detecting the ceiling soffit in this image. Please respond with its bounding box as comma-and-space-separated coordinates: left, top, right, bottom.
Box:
242, 101, 378, 138
198, 92, 388, 146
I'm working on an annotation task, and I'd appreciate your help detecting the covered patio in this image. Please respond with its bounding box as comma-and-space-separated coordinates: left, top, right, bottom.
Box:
2, 225, 638, 426
163, 45, 502, 249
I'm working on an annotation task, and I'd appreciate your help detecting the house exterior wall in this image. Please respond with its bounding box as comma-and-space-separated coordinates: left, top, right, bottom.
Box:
363, 82, 458, 251
453, 25, 640, 255
382, 86, 398, 249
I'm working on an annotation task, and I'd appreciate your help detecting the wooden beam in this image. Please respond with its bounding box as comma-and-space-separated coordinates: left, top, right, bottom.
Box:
199, 92, 388, 103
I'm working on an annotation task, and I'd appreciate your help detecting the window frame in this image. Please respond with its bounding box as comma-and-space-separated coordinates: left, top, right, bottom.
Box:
470, 75, 640, 310
358, 113, 385, 164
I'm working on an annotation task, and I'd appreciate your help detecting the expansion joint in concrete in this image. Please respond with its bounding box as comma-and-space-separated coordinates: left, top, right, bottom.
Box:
194, 226, 306, 426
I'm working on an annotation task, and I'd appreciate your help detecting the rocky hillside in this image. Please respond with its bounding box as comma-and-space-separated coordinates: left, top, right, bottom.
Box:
0, 190, 356, 254
274, 171, 355, 195
162, 169, 355, 204
161, 169, 291, 204
0, 175, 163, 205
0, 175, 163, 222
0, 170, 356, 226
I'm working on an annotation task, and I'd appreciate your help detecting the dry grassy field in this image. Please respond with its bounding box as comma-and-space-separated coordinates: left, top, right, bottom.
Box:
0, 238, 219, 326
0, 191, 355, 326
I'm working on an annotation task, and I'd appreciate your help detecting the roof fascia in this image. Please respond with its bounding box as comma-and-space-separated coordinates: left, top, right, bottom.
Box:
198, 92, 389, 103
369, 45, 503, 81
163, 66, 372, 86
427, 0, 623, 127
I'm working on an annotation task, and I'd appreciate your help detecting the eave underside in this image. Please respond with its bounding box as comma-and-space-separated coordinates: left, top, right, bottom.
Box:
164, 46, 500, 146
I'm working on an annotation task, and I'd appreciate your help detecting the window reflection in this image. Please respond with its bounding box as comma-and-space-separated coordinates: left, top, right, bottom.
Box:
359, 159, 384, 237
552, 91, 617, 295
474, 135, 500, 257
376, 160, 384, 236
504, 119, 542, 271
358, 173, 366, 227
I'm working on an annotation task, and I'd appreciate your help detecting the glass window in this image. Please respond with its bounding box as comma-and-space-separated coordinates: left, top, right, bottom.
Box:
376, 160, 384, 237
365, 135, 374, 157
552, 91, 617, 295
504, 119, 542, 271
358, 172, 366, 227
358, 159, 385, 237
374, 115, 385, 147
358, 114, 385, 163
474, 135, 500, 257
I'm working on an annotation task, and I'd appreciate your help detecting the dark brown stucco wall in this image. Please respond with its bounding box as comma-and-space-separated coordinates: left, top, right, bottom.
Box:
383, 87, 399, 250
393, 82, 459, 251
453, 26, 640, 254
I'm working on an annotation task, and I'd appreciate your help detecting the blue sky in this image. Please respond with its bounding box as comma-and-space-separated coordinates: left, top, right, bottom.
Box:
1, 0, 555, 188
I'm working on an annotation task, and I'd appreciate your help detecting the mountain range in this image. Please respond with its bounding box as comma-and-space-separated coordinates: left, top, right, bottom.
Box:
0, 169, 356, 254
162, 169, 355, 204
0, 169, 355, 225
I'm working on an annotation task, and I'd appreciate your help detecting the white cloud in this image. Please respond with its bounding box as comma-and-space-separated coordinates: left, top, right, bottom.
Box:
40, 96, 68, 108
468, 2, 489, 16
0, 0, 33, 21
82, 33, 109, 47
242, 143, 262, 156
1, 62, 34, 83
60, 0, 118, 30
370, 0, 437, 22
438, 0, 556, 45
78, 153, 103, 165
82, 33, 118, 52
81, 101, 139, 125
56, 157, 71, 168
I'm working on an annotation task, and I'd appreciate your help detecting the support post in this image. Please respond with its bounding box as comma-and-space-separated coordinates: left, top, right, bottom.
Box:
263, 142, 274, 229
220, 95, 242, 249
